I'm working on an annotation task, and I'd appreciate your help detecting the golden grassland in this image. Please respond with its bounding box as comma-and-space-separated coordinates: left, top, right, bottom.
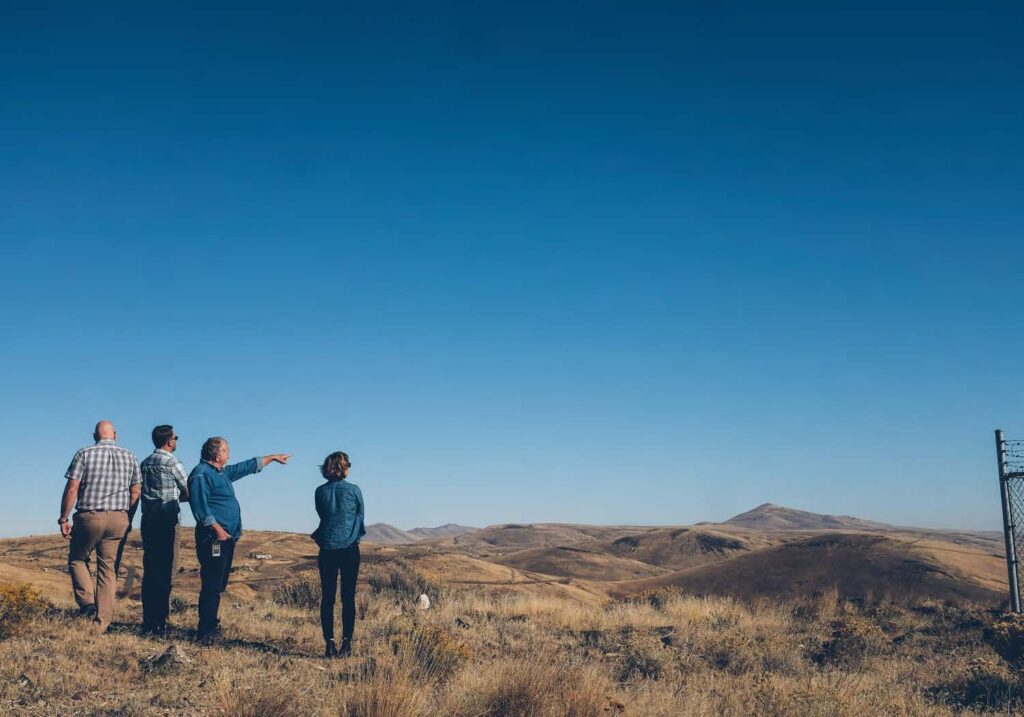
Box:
4, 564, 1024, 717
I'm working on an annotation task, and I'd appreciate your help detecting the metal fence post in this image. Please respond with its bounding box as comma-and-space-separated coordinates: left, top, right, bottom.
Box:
997, 429, 1021, 613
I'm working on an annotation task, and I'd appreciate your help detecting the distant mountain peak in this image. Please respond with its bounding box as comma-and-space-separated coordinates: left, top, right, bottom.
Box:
364, 522, 479, 544
723, 504, 892, 531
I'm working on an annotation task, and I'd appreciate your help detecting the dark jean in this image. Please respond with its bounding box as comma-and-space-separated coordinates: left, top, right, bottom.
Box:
196, 534, 235, 637
140, 510, 178, 630
318, 543, 360, 643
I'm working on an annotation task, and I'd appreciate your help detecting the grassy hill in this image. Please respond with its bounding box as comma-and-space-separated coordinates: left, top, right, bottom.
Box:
612, 533, 1004, 604
2, 555, 1023, 715
490, 545, 672, 581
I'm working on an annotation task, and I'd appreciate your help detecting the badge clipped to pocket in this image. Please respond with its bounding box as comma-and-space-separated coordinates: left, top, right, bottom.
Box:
212, 542, 221, 558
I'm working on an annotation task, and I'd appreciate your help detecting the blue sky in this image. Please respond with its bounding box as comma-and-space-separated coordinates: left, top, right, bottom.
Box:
1, 1, 1021, 536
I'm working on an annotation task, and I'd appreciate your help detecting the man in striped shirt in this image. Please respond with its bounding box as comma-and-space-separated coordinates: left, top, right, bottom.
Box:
139, 424, 189, 636
59, 420, 142, 632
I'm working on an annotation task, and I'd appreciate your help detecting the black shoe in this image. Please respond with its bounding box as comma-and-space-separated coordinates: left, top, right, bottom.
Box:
325, 639, 338, 658
196, 622, 223, 645
339, 638, 351, 657
79, 604, 97, 620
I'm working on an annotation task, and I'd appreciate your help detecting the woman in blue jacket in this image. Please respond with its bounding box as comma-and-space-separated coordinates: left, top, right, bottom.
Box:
311, 451, 365, 657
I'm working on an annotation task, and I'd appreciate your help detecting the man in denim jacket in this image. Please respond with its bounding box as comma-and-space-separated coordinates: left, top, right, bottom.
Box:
188, 436, 290, 641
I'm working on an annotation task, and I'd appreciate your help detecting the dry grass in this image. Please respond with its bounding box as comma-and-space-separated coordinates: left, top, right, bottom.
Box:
2, 572, 1023, 716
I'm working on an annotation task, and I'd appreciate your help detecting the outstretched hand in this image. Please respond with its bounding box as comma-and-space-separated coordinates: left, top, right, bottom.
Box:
267, 454, 292, 465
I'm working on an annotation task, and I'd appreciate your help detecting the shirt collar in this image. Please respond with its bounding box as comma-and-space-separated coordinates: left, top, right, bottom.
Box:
155, 448, 174, 456
96, 439, 116, 445
202, 459, 223, 472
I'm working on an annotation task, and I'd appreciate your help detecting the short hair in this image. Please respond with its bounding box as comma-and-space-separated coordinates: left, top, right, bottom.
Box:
201, 437, 228, 462
151, 425, 175, 449
320, 452, 350, 481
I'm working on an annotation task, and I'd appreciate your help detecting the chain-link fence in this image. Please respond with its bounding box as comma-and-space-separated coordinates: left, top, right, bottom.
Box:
997, 430, 1024, 612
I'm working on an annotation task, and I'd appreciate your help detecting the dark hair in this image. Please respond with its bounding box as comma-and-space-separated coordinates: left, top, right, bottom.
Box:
151, 425, 175, 449
201, 437, 227, 462
320, 452, 350, 481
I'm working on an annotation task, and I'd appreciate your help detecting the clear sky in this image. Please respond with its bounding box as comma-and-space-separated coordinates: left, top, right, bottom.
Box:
1, 2, 1021, 537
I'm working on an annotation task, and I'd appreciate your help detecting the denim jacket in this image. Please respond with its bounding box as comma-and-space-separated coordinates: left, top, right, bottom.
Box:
311, 479, 365, 550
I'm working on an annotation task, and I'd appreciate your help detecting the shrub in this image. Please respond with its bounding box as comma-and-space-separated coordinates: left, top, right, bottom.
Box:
928, 656, 1024, 711
272, 573, 322, 609
814, 616, 888, 668
0, 583, 48, 639
616, 634, 666, 682
365, 561, 437, 600
701, 632, 760, 674
984, 613, 1024, 665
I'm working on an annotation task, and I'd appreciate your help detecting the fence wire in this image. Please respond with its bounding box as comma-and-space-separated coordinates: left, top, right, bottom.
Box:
1005, 440, 1024, 475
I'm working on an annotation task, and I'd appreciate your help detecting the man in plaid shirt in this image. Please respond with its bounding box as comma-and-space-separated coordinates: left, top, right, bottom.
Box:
59, 420, 142, 632
138, 424, 189, 635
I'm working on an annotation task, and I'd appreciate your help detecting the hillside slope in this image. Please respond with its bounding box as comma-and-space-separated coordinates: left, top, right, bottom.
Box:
612, 533, 1004, 604
490, 545, 671, 581
597, 527, 772, 571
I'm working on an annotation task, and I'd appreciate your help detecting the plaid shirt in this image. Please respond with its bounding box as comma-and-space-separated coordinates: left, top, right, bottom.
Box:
140, 449, 189, 516
64, 439, 142, 512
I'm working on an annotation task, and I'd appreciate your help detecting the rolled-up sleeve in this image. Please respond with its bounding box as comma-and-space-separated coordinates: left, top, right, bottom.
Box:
188, 473, 217, 527
129, 456, 142, 486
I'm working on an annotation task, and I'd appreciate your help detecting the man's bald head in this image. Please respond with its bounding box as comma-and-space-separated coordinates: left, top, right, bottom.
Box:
94, 420, 116, 441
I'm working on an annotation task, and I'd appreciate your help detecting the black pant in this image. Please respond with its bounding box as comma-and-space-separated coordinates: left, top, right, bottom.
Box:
318, 543, 360, 643
196, 535, 235, 637
141, 511, 178, 630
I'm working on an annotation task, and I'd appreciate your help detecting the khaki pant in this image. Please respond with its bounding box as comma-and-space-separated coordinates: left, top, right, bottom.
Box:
68, 510, 129, 630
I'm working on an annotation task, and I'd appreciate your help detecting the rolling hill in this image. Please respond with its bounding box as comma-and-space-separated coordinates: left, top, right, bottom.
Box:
490, 545, 671, 581
450, 523, 644, 553
597, 527, 771, 571
610, 532, 1005, 604
0, 505, 1007, 610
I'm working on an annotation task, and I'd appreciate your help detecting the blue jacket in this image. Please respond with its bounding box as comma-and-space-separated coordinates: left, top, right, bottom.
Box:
187, 458, 262, 540
312, 479, 365, 550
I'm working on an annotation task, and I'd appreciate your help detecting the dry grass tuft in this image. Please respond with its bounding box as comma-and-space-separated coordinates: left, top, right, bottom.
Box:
212, 673, 307, 717
341, 663, 430, 717
447, 658, 610, 717
395, 622, 471, 680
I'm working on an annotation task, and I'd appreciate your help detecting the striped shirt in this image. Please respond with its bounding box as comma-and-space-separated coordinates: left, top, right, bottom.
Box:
64, 439, 142, 512
140, 449, 189, 516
